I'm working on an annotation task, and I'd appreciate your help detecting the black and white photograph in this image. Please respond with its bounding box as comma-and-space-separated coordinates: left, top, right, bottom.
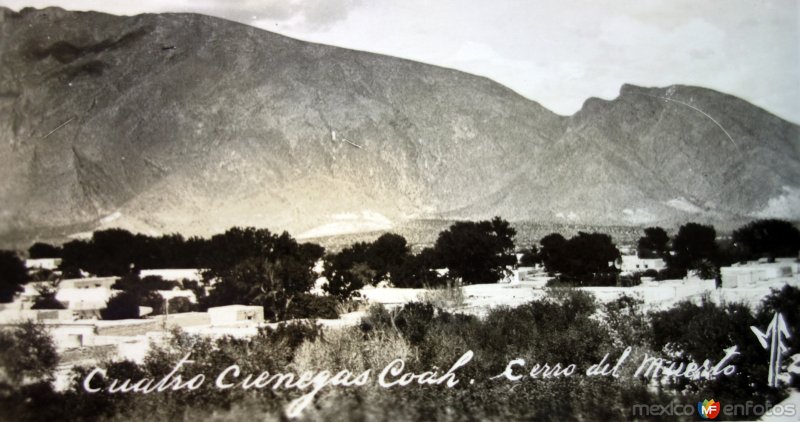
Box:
0, 0, 799, 420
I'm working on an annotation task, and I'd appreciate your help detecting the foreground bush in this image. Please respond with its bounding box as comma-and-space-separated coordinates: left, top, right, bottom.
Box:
7, 287, 798, 421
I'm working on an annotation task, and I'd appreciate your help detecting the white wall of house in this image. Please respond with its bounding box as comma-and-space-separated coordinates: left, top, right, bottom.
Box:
55, 287, 113, 310
139, 269, 203, 281
207, 305, 264, 326
60, 277, 118, 289
619, 255, 666, 273
25, 258, 62, 271
720, 259, 799, 287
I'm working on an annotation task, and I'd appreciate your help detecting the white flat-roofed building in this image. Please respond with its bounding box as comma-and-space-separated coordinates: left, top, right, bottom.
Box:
720, 258, 799, 288
207, 305, 264, 326
139, 269, 203, 281
25, 258, 62, 271
56, 287, 113, 310
618, 255, 666, 273
59, 277, 118, 289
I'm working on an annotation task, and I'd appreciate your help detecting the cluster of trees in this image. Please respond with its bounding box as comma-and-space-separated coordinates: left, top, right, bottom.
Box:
4, 218, 798, 316
732, 219, 800, 260
55, 230, 217, 277
100, 274, 194, 320
192, 228, 326, 321
636, 226, 669, 259
536, 232, 622, 286
517, 218, 800, 286
634, 219, 800, 281
1, 227, 329, 321
322, 217, 516, 299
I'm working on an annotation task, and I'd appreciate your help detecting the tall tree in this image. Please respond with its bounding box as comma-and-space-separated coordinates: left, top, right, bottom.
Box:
669, 222, 718, 271
539, 233, 567, 274
732, 219, 800, 260
28, 242, 62, 259
0, 321, 58, 385
540, 232, 620, 284
391, 248, 444, 288
101, 291, 140, 320
637, 227, 669, 258
366, 233, 409, 284
203, 230, 324, 320
322, 242, 372, 300
433, 217, 516, 284
0, 251, 27, 303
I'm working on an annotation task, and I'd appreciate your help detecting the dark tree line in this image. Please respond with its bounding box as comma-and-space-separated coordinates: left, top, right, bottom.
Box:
733, 219, 800, 260
634, 219, 800, 281
23, 227, 327, 321
524, 219, 799, 285
33, 227, 327, 281
322, 217, 517, 299
11, 218, 798, 312
57, 230, 210, 277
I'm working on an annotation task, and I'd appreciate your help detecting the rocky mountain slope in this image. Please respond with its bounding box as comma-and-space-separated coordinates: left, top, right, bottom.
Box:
1, 7, 798, 246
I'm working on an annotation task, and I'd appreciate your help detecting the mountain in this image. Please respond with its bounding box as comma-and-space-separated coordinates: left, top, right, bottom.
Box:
1, 7, 798, 247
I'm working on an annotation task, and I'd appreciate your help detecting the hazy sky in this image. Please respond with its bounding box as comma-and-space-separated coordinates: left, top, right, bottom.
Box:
4, 0, 799, 122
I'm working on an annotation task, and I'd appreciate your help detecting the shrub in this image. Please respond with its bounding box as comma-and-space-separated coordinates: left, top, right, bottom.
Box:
29, 269, 57, 282
166, 296, 195, 313
418, 281, 465, 309
286, 293, 340, 319
650, 298, 786, 409
101, 291, 140, 320
138, 290, 166, 315
603, 295, 649, 347
261, 320, 323, 351
641, 268, 659, 278
31, 295, 65, 310
31, 282, 65, 310
655, 266, 687, 280
618, 273, 641, 287
392, 302, 437, 345
0, 321, 58, 385
756, 285, 800, 387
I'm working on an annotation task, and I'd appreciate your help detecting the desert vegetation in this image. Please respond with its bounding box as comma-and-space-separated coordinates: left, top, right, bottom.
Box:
0, 286, 797, 421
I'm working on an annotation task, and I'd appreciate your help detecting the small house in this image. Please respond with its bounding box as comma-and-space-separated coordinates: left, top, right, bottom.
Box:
618, 255, 666, 274
60, 277, 118, 289
207, 305, 264, 326
720, 258, 799, 288
25, 258, 62, 271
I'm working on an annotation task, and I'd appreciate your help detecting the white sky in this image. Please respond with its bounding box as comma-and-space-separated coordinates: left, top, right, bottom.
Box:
4, 0, 799, 123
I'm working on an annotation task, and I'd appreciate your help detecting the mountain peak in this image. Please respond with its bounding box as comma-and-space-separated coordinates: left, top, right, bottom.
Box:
0, 8, 798, 247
